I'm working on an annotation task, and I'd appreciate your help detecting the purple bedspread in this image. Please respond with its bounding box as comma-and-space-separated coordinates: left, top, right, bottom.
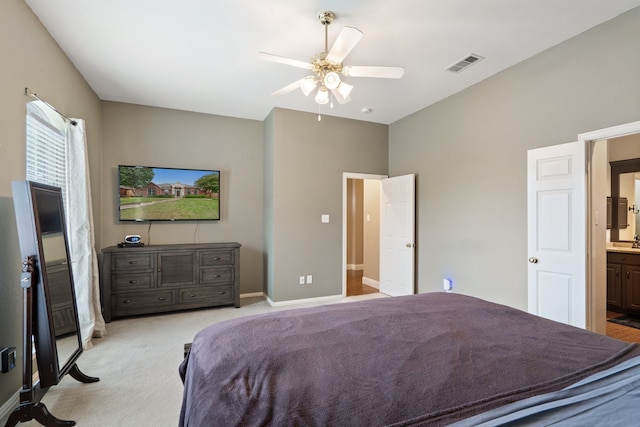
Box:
179, 293, 640, 426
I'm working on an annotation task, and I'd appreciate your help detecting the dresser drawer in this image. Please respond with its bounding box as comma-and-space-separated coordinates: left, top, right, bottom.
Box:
112, 253, 155, 271
112, 272, 155, 291
608, 252, 640, 266
200, 250, 234, 266
180, 285, 234, 305
112, 290, 174, 316
200, 267, 234, 284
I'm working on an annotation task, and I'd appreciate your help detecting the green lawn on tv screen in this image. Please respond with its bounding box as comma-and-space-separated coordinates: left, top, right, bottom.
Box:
119, 197, 219, 220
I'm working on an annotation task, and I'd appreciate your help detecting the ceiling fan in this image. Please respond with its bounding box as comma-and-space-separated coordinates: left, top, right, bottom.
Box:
258, 11, 405, 107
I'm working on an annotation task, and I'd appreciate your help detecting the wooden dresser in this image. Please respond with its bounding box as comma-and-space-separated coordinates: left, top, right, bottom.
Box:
100, 242, 240, 322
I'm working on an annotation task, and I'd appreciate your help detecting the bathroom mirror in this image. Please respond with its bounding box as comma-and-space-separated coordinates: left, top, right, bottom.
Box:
610, 158, 640, 241
617, 172, 640, 240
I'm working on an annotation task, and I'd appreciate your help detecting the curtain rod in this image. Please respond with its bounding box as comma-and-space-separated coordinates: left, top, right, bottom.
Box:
24, 87, 77, 126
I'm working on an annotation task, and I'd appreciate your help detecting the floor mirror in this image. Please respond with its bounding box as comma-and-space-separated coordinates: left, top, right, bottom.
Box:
6, 181, 98, 427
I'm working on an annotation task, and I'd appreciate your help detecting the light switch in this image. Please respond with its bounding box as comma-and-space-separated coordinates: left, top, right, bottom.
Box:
321, 214, 330, 223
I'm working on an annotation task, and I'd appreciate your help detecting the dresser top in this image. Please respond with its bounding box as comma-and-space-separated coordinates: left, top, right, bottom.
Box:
102, 242, 240, 252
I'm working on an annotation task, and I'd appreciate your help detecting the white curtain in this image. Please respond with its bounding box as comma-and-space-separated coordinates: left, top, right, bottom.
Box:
66, 119, 106, 349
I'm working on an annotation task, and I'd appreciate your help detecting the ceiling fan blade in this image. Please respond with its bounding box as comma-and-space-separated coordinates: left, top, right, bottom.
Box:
342, 65, 405, 79
326, 26, 363, 64
258, 52, 313, 70
271, 79, 306, 96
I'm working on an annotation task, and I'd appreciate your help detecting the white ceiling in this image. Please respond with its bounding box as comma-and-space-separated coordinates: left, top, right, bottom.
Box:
25, 0, 640, 125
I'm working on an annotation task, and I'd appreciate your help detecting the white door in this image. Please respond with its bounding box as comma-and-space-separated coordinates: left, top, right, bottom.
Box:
527, 141, 586, 327
380, 174, 415, 296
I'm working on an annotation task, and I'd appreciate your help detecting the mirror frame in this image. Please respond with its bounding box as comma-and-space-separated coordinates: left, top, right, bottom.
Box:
12, 180, 83, 388
610, 158, 640, 241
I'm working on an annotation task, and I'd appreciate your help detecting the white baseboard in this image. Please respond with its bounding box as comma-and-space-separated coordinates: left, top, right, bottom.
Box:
346, 264, 363, 271
266, 294, 343, 307
362, 276, 380, 289
0, 390, 19, 425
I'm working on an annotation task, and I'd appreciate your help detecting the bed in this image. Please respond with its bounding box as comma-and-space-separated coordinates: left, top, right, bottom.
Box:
179, 292, 640, 426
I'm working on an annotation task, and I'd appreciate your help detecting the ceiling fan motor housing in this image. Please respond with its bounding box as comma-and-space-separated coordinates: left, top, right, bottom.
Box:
318, 11, 334, 26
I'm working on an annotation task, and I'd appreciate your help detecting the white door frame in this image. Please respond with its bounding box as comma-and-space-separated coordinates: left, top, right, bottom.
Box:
342, 172, 387, 297
579, 120, 640, 332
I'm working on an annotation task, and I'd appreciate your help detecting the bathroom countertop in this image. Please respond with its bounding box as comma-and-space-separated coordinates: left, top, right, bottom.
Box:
606, 246, 640, 254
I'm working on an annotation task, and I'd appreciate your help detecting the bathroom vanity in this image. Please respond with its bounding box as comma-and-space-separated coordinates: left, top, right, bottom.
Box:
607, 246, 640, 314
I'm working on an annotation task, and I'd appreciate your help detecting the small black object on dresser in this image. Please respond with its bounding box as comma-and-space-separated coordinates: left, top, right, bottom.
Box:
100, 242, 240, 322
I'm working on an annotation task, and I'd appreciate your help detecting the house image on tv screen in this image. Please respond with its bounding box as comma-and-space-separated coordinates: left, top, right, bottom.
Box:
118, 165, 220, 221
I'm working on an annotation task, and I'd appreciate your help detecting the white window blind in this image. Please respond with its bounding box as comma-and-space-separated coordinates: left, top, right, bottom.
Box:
26, 102, 68, 201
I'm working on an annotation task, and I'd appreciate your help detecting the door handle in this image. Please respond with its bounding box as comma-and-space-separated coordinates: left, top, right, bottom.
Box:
528, 257, 539, 264
405, 243, 414, 248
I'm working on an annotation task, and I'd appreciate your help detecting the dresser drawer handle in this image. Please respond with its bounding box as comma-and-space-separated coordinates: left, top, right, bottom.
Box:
214, 256, 221, 261
189, 294, 197, 298
123, 299, 131, 304
158, 296, 166, 301
129, 260, 137, 265
217, 291, 226, 295
214, 274, 221, 278
129, 280, 137, 284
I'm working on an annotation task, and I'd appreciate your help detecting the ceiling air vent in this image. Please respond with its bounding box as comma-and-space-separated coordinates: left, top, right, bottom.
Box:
446, 54, 484, 73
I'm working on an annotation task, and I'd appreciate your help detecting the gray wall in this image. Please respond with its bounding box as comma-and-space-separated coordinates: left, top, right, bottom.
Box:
265, 108, 387, 302
3, 0, 640, 415
389, 7, 640, 310
101, 102, 265, 295
0, 0, 102, 410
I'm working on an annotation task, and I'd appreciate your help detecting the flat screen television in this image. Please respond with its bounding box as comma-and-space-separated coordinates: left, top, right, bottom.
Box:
118, 165, 220, 221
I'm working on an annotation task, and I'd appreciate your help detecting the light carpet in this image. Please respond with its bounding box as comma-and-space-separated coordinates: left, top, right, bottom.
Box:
22, 293, 384, 426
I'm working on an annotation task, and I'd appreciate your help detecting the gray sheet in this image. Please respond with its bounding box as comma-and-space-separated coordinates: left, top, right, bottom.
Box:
451, 355, 640, 426
179, 293, 640, 426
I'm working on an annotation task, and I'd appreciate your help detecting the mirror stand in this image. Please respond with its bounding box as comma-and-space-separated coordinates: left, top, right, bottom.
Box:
4, 257, 98, 427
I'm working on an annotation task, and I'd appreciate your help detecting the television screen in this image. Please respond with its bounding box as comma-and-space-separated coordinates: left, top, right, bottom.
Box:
118, 165, 220, 221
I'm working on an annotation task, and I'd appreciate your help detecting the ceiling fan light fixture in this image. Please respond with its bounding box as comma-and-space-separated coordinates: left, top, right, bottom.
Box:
314, 86, 330, 105
260, 10, 404, 109
300, 77, 318, 96
323, 71, 341, 89
336, 81, 353, 98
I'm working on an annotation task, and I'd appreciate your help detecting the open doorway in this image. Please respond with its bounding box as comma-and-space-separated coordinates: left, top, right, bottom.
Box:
592, 133, 640, 342
343, 172, 417, 298
578, 121, 640, 337
342, 173, 386, 297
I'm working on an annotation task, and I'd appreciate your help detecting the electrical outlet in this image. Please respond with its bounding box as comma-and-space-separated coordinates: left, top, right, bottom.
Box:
306, 275, 313, 284
1, 347, 17, 373
299, 276, 305, 285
